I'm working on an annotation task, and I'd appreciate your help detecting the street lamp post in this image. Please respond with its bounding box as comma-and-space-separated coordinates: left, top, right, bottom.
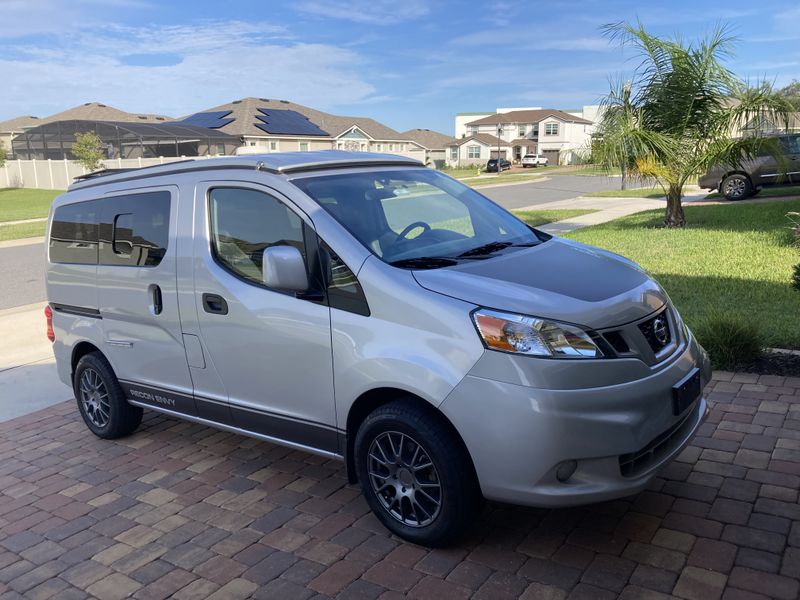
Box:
496, 124, 503, 174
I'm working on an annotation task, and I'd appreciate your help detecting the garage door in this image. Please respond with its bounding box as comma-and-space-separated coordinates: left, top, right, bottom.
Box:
542, 150, 559, 165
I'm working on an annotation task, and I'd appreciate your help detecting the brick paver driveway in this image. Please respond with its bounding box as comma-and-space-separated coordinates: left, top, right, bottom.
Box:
1, 372, 799, 600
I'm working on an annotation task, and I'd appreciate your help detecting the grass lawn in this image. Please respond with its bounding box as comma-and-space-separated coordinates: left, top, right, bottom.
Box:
466, 173, 547, 188
706, 184, 800, 200
565, 199, 800, 348
584, 187, 667, 199
0, 188, 63, 222
0, 221, 46, 241
513, 208, 597, 227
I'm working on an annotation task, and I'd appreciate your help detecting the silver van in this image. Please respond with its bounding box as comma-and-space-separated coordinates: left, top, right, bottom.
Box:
45, 151, 710, 546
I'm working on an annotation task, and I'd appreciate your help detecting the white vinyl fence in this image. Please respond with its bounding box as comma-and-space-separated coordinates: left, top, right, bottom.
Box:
0, 156, 217, 190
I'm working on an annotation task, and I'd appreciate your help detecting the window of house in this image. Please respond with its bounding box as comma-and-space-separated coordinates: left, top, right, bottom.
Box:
270, 141, 277, 151
533, 126, 539, 137
209, 188, 305, 287
545, 123, 559, 136
467, 145, 481, 159
375, 143, 382, 152
249, 142, 256, 147
450, 147, 458, 160
299, 142, 309, 152
388, 143, 395, 151
518, 126, 526, 136
468, 126, 477, 135
216, 144, 226, 155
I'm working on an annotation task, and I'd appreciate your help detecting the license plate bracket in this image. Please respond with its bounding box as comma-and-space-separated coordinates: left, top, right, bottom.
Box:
672, 367, 701, 415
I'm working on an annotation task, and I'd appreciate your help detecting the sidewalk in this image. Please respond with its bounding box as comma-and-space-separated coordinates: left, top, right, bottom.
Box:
533, 197, 664, 234
0, 302, 71, 422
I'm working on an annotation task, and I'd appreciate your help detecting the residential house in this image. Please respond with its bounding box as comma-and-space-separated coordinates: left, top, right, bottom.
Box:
451, 105, 599, 166
176, 97, 418, 158
444, 133, 510, 167
0, 115, 40, 155
401, 128, 455, 167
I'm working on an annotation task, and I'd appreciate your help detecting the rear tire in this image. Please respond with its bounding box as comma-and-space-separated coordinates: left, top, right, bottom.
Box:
721, 174, 752, 201
73, 352, 142, 439
354, 399, 483, 547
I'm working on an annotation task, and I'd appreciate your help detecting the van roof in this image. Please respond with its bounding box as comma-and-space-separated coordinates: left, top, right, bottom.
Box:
68, 151, 424, 191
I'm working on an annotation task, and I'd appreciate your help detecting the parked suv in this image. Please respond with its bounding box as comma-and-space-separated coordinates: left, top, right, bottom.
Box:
486, 158, 511, 172
698, 133, 800, 200
521, 154, 548, 167
46, 151, 710, 546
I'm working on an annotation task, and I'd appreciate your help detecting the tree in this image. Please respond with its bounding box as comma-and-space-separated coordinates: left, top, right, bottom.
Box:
595, 21, 792, 227
778, 80, 800, 111
72, 131, 105, 172
0, 140, 6, 168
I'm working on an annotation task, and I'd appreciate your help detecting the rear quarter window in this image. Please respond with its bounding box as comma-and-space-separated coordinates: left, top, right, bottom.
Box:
99, 191, 171, 267
49, 200, 101, 264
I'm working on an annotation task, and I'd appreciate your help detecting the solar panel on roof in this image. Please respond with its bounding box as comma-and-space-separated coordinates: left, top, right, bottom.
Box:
255, 108, 328, 136
174, 110, 234, 129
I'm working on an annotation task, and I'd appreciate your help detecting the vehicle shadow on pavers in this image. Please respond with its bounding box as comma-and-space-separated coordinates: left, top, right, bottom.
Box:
1, 379, 798, 599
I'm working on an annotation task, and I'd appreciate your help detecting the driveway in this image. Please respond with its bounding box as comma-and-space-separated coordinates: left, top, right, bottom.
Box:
0, 375, 798, 599
0, 240, 45, 310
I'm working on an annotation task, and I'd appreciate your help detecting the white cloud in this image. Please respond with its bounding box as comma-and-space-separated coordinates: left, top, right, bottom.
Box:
450, 28, 610, 51
293, 0, 430, 25
0, 21, 379, 119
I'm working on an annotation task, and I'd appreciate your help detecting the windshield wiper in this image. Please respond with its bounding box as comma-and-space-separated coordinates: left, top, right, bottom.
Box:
388, 256, 459, 269
457, 241, 513, 257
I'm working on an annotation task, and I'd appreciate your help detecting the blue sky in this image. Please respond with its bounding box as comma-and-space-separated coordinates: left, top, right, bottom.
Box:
1, 0, 797, 134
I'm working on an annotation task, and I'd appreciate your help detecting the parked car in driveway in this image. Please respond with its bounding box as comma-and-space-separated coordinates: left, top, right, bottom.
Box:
698, 133, 800, 200
486, 158, 511, 172
521, 154, 548, 168
45, 151, 710, 546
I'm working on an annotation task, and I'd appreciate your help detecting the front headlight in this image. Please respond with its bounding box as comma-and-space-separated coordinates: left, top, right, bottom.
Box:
472, 308, 603, 358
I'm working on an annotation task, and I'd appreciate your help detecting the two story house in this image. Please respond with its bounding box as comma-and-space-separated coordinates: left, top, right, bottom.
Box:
447, 107, 597, 167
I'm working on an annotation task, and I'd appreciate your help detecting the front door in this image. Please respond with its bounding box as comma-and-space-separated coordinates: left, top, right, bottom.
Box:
192, 182, 338, 454
97, 187, 195, 413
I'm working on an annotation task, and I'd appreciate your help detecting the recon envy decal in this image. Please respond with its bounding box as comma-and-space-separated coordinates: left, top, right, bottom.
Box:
120, 381, 196, 415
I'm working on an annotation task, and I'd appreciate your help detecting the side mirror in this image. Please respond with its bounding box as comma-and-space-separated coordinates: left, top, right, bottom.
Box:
262, 246, 309, 292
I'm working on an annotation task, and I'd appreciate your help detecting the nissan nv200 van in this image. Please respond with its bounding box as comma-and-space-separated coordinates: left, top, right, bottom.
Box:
45, 151, 710, 546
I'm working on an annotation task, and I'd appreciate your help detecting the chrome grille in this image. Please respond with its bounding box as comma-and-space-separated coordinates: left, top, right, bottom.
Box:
638, 311, 672, 353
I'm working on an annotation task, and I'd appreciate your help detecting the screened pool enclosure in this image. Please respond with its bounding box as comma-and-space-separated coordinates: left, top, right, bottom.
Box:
12, 119, 240, 160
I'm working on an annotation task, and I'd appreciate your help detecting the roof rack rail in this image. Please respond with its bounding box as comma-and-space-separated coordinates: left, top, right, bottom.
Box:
72, 168, 138, 181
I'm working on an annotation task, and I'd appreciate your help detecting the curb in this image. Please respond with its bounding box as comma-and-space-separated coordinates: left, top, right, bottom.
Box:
0, 237, 45, 249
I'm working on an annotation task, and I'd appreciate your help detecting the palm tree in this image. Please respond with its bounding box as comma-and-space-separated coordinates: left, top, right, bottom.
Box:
595, 21, 793, 227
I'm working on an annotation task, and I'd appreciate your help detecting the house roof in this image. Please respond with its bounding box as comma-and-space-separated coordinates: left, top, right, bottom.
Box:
445, 133, 508, 147
401, 128, 456, 150
466, 109, 592, 126
507, 138, 538, 147
0, 115, 42, 133
38, 102, 170, 125
182, 97, 411, 141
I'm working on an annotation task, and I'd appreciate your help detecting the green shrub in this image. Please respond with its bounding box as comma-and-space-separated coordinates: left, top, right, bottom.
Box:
694, 312, 763, 370
793, 263, 800, 292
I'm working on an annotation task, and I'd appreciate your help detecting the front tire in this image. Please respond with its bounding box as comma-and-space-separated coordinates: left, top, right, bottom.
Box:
354, 400, 483, 547
73, 352, 142, 439
721, 174, 752, 201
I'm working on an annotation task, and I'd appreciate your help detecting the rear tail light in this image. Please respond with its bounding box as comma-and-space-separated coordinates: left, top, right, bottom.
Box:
45, 305, 55, 342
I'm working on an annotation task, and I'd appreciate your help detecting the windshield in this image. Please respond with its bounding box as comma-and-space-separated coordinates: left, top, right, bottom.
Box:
292, 168, 542, 267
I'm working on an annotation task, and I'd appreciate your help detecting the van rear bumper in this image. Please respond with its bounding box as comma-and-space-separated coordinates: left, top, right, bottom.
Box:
439, 337, 711, 507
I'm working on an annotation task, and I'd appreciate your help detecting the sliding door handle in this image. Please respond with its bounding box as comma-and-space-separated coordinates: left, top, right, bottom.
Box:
148, 284, 163, 316
202, 293, 228, 315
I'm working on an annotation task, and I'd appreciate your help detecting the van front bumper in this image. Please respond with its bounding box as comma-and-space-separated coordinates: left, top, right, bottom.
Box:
439, 335, 711, 507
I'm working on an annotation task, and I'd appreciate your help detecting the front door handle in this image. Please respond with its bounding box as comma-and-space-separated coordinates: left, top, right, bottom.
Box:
202, 293, 228, 315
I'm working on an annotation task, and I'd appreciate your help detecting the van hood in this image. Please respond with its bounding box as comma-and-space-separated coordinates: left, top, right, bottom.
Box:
412, 238, 667, 329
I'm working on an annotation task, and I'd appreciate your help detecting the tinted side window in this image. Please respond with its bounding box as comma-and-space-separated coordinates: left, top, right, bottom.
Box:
209, 188, 305, 286
319, 241, 369, 316
99, 192, 171, 267
50, 200, 101, 264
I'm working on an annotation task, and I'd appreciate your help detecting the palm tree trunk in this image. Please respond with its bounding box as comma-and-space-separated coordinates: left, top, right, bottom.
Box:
664, 184, 686, 227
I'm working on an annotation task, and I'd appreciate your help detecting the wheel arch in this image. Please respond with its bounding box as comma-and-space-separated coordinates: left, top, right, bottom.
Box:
71, 341, 103, 377
343, 387, 477, 486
